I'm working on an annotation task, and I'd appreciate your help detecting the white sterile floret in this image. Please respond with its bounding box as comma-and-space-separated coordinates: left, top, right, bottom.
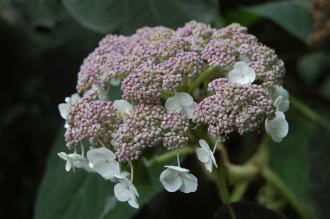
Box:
58, 93, 80, 128
160, 165, 198, 193
270, 85, 290, 112
87, 147, 120, 180
228, 61, 256, 85
57, 152, 92, 172
265, 111, 289, 143
110, 79, 121, 86
113, 99, 133, 116
165, 92, 197, 119
113, 174, 139, 208
196, 139, 218, 172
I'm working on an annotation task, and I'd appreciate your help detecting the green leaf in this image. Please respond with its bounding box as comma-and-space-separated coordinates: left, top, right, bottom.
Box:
245, 0, 313, 42
268, 115, 316, 218
297, 52, 330, 84
214, 202, 288, 219
27, 0, 67, 29
308, 123, 330, 219
61, 0, 218, 34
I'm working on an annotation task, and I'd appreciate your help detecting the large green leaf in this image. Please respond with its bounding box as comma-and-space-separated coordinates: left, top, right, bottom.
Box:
308, 121, 330, 219
297, 52, 330, 84
245, 0, 313, 42
62, 0, 218, 34
268, 115, 315, 218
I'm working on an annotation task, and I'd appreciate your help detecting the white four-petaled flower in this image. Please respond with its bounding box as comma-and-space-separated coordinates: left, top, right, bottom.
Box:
87, 147, 120, 180
265, 111, 289, 143
58, 93, 80, 128
113, 99, 133, 116
113, 174, 139, 208
57, 152, 92, 172
270, 85, 290, 112
165, 92, 197, 119
228, 61, 256, 85
196, 139, 218, 172
160, 165, 198, 193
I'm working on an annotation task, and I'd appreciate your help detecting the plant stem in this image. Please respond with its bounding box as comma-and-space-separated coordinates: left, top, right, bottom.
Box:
213, 165, 237, 219
189, 67, 221, 94
146, 147, 195, 167
230, 181, 249, 202
261, 166, 311, 219
291, 95, 330, 130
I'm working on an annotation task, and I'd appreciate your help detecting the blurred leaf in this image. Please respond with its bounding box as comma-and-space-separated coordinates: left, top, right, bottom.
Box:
296, 52, 330, 100
27, 0, 67, 29
268, 115, 315, 218
245, 0, 313, 42
34, 87, 165, 219
297, 52, 330, 84
225, 8, 260, 27
213, 202, 288, 219
308, 123, 330, 219
62, 0, 218, 34
319, 75, 330, 99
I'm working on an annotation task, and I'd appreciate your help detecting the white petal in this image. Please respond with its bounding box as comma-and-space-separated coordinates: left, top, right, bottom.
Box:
210, 152, 218, 168
204, 160, 213, 172
180, 173, 198, 193
275, 85, 289, 99
65, 160, 72, 172
164, 165, 190, 173
113, 99, 133, 115
114, 183, 130, 202
278, 99, 290, 113
165, 96, 181, 113
183, 102, 197, 119
87, 147, 116, 164
70, 93, 80, 102
128, 197, 139, 209
93, 160, 120, 179
58, 103, 69, 119
176, 92, 194, 106
228, 61, 255, 85
233, 61, 246, 70
198, 139, 210, 151
270, 86, 290, 112
110, 79, 121, 86
57, 152, 68, 160
265, 112, 289, 142
245, 66, 256, 83
64, 122, 69, 129
160, 169, 182, 192
196, 148, 210, 163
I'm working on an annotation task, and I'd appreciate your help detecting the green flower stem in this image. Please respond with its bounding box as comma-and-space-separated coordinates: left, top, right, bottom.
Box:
188, 67, 222, 94
291, 95, 330, 130
212, 165, 237, 219
261, 166, 311, 219
146, 147, 195, 167
230, 181, 249, 202
217, 142, 261, 183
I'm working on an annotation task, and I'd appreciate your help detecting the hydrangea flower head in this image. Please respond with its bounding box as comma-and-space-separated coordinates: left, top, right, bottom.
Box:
57, 21, 290, 208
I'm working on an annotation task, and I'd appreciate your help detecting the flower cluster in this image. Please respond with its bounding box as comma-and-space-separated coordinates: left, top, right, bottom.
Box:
58, 21, 290, 208
193, 77, 275, 140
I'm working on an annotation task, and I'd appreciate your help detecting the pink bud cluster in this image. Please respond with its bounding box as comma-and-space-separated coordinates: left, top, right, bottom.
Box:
192, 78, 275, 140
65, 89, 121, 148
